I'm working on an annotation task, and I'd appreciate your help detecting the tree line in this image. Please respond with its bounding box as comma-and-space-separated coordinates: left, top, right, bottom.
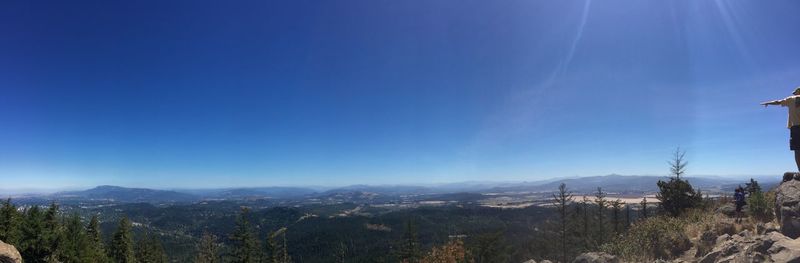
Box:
0, 201, 293, 263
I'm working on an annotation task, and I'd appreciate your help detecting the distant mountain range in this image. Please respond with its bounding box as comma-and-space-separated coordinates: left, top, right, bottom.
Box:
53, 185, 198, 203
177, 187, 318, 199
1, 174, 782, 203
488, 174, 780, 194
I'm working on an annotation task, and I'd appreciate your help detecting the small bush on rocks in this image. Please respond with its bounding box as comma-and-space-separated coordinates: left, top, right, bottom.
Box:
601, 216, 690, 262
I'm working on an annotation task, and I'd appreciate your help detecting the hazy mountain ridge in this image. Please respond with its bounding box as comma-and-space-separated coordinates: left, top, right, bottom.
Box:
488, 174, 780, 194
54, 185, 199, 203
2, 175, 780, 203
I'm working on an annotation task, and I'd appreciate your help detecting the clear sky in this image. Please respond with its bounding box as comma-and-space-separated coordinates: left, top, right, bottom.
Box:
1, 1, 800, 189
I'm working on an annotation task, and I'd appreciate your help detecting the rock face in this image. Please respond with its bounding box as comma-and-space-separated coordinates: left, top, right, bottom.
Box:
0, 240, 21, 263
571, 252, 619, 263
715, 204, 737, 217
776, 177, 800, 238
697, 230, 800, 263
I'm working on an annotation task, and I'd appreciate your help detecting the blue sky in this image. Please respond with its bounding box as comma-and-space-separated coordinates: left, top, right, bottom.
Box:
1, 1, 800, 188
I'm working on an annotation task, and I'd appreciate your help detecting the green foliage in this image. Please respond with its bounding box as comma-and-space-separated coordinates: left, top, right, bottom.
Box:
470, 232, 509, 263
668, 148, 688, 179
195, 231, 218, 263
610, 200, 623, 234
551, 183, 573, 263
60, 213, 94, 263
578, 197, 591, 249
43, 202, 63, 261
745, 178, 762, 194
0, 199, 21, 245
601, 216, 690, 262
657, 148, 701, 217
266, 228, 292, 263
748, 187, 774, 222
594, 187, 608, 245
399, 219, 422, 263
20, 205, 50, 263
335, 241, 347, 263
657, 178, 702, 217
110, 217, 136, 263
639, 197, 649, 219
230, 208, 261, 263
87, 215, 110, 263
136, 233, 168, 263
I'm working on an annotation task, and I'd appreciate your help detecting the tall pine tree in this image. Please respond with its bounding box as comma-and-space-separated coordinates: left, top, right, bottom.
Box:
594, 187, 608, 246
657, 148, 702, 216
0, 198, 21, 245
398, 219, 421, 263
195, 231, 218, 263
21, 205, 48, 263
110, 217, 136, 263
610, 199, 622, 234
552, 183, 573, 263
87, 215, 110, 263
60, 213, 93, 263
136, 232, 168, 263
230, 208, 260, 263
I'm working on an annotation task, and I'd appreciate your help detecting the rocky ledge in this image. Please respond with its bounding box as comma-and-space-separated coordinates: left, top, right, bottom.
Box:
0, 240, 21, 263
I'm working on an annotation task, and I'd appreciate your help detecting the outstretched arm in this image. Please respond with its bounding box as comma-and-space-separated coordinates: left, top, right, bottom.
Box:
761, 100, 783, 107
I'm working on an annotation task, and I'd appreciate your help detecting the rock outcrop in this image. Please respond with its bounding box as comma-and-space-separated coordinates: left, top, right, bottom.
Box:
571, 252, 619, 263
776, 174, 800, 238
697, 230, 800, 263
0, 240, 21, 263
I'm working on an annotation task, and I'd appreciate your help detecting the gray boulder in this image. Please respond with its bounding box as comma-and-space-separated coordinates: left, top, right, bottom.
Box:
697, 230, 800, 263
571, 252, 619, 263
0, 240, 21, 263
776, 179, 800, 238
716, 204, 737, 217
766, 232, 800, 263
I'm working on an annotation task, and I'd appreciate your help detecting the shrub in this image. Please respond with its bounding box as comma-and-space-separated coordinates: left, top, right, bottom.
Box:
748, 190, 774, 222
601, 216, 690, 261
656, 178, 703, 217
418, 239, 471, 263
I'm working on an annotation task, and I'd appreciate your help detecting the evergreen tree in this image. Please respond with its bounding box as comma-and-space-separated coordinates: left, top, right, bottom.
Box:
746, 178, 762, 195
471, 232, 509, 263
195, 231, 218, 263
265, 230, 277, 263
230, 208, 259, 263
21, 205, 48, 263
552, 183, 573, 263
280, 231, 292, 263
625, 204, 631, 229
42, 202, 62, 261
398, 219, 421, 263
266, 228, 291, 263
580, 196, 591, 249
0, 198, 21, 245
60, 213, 93, 263
746, 179, 773, 222
335, 241, 347, 263
610, 199, 622, 234
109, 217, 136, 263
657, 148, 702, 216
640, 197, 649, 219
87, 215, 110, 263
136, 233, 167, 263
594, 187, 608, 245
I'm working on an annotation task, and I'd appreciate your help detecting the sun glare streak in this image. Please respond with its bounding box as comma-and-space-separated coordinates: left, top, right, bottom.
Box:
466, 0, 594, 152
712, 0, 755, 68
557, 0, 592, 80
